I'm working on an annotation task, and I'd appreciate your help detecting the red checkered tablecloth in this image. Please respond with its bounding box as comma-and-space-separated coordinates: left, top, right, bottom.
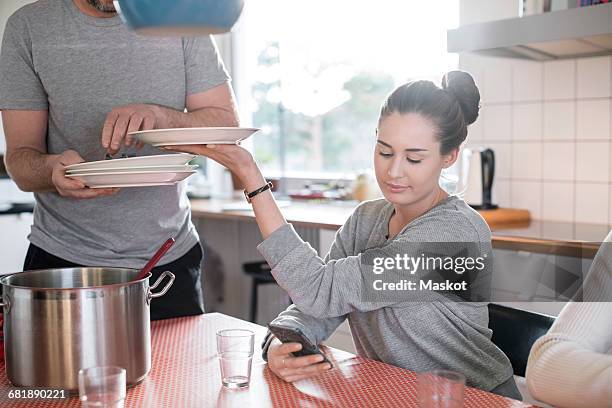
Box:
0, 313, 537, 407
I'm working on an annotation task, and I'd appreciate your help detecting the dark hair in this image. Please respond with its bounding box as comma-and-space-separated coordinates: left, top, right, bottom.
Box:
379, 70, 480, 155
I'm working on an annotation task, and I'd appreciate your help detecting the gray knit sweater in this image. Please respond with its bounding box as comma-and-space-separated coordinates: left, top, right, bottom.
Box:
258, 196, 515, 394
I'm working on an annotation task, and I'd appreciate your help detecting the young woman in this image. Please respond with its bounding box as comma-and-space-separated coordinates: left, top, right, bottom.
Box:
166, 71, 520, 398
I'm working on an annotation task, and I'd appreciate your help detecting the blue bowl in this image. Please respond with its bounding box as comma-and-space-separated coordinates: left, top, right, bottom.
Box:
115, 0, 245, 35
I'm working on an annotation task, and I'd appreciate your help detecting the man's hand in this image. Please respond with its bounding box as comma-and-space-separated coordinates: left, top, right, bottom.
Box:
51, 150, 119, 199
266, 338, 331, 383
102, 104, 164, 154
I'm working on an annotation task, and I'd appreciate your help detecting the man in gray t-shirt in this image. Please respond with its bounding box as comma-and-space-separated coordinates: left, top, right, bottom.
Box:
0, 0, 238, 319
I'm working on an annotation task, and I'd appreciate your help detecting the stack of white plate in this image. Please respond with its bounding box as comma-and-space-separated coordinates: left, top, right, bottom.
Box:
65, 154, 197, 188
129, 127, 260, 147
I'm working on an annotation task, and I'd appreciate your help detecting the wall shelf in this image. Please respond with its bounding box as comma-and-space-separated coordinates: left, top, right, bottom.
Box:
447, 2, 612, 60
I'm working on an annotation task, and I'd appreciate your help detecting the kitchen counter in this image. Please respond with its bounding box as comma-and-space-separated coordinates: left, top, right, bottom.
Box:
0, 203, 34, 216
0, 313, 535, 407
0, 179, 35, 216
190, 198, 608, 258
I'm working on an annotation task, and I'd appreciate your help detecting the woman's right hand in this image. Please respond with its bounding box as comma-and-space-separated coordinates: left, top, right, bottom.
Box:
266, 337, 332, 383
161, 144, 257, 185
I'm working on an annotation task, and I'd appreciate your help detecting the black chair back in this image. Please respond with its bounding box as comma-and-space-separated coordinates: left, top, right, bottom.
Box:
488, 303, 555, 377
243, 261, 275, 282
243, 261, 277, 322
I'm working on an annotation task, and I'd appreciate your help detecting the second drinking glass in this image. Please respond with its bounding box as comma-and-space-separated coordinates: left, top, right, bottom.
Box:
216, 329, 255, 389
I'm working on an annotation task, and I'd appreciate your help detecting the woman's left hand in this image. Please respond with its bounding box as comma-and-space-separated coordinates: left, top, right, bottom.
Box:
162, 144, 257, 182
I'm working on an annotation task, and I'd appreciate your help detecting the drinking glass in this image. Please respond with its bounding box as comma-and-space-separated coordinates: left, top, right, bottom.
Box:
418, 369, 465, 408
78, 366, 126, 408
216, 329, 255, 389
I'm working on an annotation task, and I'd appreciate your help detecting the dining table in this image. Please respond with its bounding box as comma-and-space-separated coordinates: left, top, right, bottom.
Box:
0, 313, 537, 407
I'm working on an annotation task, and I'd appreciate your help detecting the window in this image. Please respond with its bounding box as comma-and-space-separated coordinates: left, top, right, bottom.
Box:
233, 0, 459, 179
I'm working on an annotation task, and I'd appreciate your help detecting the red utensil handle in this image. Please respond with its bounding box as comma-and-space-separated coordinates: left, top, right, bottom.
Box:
136, 238, 175, 280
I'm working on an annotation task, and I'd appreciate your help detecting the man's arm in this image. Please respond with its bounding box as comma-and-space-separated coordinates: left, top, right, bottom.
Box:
102, 82, 239, 154
3, 109, 118, 197
3, 110, 54, 192
164, 81, 239, 128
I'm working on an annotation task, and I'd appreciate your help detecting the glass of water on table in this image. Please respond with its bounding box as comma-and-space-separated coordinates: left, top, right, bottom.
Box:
418, 369, 465, 408
216, 329, 255, 389
78, 366, 126, 408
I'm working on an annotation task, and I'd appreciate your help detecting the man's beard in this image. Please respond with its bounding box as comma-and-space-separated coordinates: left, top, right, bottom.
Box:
87, 0, 116, 13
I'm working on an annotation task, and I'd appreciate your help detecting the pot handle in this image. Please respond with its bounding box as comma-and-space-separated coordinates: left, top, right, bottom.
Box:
147, 271, 175, 305
0, 295, 9, 312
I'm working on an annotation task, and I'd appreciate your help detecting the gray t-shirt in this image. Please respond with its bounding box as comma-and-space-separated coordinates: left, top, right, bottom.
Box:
0, 0, 229, 267
258, 196, 515, 393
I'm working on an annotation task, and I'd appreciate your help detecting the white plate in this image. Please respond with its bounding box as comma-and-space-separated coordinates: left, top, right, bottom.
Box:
130, 127, 260, 147
65, 154, 196, 172
88, 182, 178, 188
66, 170, 196, 188
66, 164, 198, 175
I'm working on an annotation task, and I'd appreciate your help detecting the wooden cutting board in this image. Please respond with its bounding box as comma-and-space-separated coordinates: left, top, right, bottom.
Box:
477, 208, 531, 228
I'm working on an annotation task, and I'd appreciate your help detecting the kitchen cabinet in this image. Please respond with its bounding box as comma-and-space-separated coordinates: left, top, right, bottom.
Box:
492, 248, 592, 316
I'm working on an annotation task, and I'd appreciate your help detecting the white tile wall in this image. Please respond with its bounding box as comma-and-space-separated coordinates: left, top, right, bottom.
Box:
511, 181, 542, 219
576, 56, 611, 99
575, 142, 609, 183
609, 186, 612, 228
542, 142, 574, 181
542, 182, 574, 222
544, 60, 576, 100
513, 103, 542, 141
610, 137, 612, 183
512, 61, 543, 102
482, 58, 513, 104
576, 99, 610, 141
482, 104, 512, 141
493, 179, 511, 207
574, 183, 609, 224
543, 101, 575, 141
462, 55, 612, 225
511, 142, 542, 180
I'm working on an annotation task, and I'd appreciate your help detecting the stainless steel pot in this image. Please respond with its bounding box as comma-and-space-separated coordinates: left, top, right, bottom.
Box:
0, 267, 175, 391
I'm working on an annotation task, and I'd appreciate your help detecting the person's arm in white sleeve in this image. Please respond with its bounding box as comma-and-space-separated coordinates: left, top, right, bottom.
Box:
526, 232, 612, 408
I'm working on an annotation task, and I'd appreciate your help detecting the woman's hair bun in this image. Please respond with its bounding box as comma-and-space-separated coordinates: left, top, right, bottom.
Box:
441, 70, 480, 126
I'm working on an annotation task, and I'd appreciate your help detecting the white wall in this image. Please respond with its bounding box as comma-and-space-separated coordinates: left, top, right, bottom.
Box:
0, 0, 35, 43
0, 1, 37, 154
459, 0, 519, 25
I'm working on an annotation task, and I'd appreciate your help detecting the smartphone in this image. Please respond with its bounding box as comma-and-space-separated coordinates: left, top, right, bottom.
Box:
268, 323, 332, 365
